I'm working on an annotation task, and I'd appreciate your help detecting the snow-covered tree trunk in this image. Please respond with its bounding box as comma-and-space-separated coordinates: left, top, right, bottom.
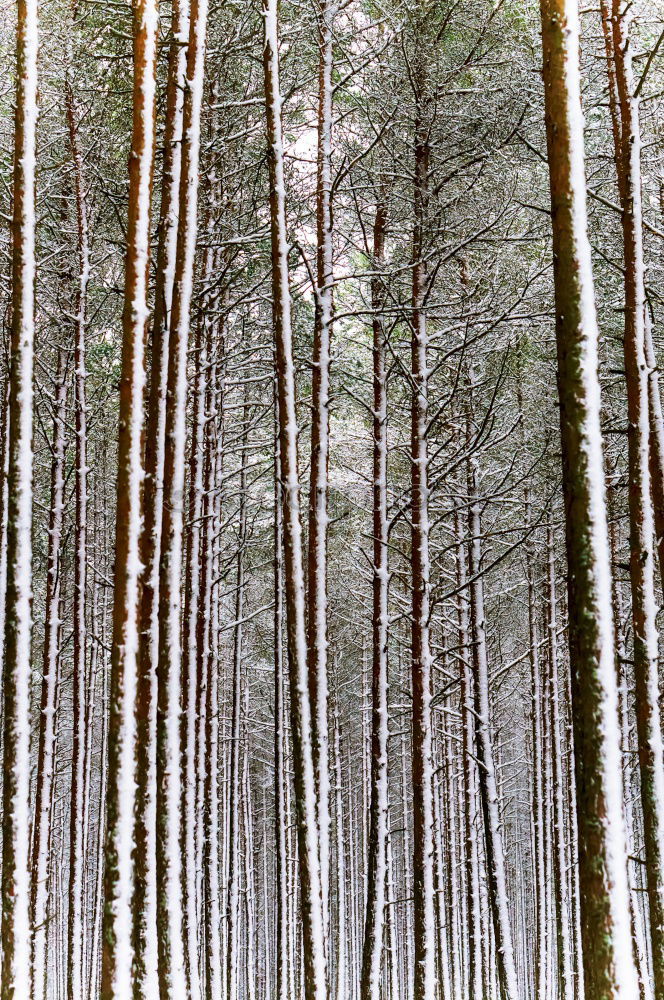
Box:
360, 196, 390, 1000
601, 3, 664, 987
65, 25, 90, 993
274, 383, 289, 1000
2, 0, 38, 995
526, 509, 546, 1000
545, 524, 573, 1000
467, 453, 520, 1000
644, 313, 664, 596
242, 731, 258, 1000
202, 337, 222, 1000
226, 411, 248, 1000
102, 0, 159, 995
334, 708, 347, 1000
134, 1, 188, 991
307, 0, 335, 941
155, 0, 207, 993
607, 486, 653, 1000
538, 0, 640, 993
409, 51, 436, 1000
454, 506, 482, 1000
262, 4, 328, 998
31, 351, 67, 1000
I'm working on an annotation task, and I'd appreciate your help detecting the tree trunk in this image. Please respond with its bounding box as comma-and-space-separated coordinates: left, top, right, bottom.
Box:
102, 0, 159, 995
1, 1, 38, 995
31, 351, 67, 1000
545, 524, 574, 1000
307, 0, 334, 939
538, 0, 640, 993
226, 408, 248, 1000
410, 71, 436, 1000
467, 454, 520, 1000
454, 505, 482, 1000
600, 4, 664, 988
262, 6, 328, 998
360, 196, 390, 1000
274, 380, 289, 1000
65, 32, 90, 996
134, 1, 189, 991
155, 0, 207, 993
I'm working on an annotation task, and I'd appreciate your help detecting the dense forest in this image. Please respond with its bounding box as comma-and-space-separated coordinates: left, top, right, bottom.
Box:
1, 0, 664, 997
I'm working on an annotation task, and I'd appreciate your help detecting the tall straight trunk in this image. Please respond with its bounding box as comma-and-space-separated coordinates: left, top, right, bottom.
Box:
454, 506, 481, 1000
1, 0, 38, 995
545, 524, 574, 1000
65, 31, 90, 996
181, 321, 205, 1000
386, 822, 400, 1000
608, 485, 653, 1000
541, 608, 554, 1000
262, 5, 328, 999
31, 351, 67, 1000
202, 342, 222, 1000
262, 791, 272, 1000
466, 455, 520, 1000
307, 0, 334, 934
410, 69, 436, 1000
274, 383, 289, 1000
134, 0, 189, 991
600, 4, 664, 988
644, 313, 664, 596
538, 0, 640, 994
102, 0, 159, 995
242, 733, 257, 1000
598, 0, 664, 599
226, 413, 248, 1000
90, 620, 110, 998
400, 726, 414, 1000
194, 388, 209, 966
445, 725, 462, 1000
433, 725, 451, 1000
360, 196, 389, 1000
155, 0, 207, 993
0, 377, 9, 778
526, 518, 546, 1000
333, 708, 347, 1000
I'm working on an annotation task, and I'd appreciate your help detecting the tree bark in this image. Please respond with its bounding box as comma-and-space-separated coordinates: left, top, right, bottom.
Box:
360, 196, 390, 1000
307, 0, 334, 937
1, 1, 38, 995
599, 4, 664, 988
262, 6, 328, 998
538, 0, 640, 993
31, 351, 67, 1000
102, 0, 159, 995
467, 453, 520, 1000
65, 31, 90, 996
410, 55, 437, 1000
155, 0, 208, 993
133, 1, 189, 992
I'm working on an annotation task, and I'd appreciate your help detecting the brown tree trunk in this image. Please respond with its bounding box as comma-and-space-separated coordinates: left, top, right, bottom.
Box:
2, 0, 38, 995
360, 197, 390, 1000
102, 0, 159, 994
31, 350, 67, 1000
133, 2, 188, 991
262, 4, 328, 997
538, 0, 639, 993
600, 6, 664, 987
307, 0, 334, 934
65, 38, 90, 998
410, 73, 436, 1000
